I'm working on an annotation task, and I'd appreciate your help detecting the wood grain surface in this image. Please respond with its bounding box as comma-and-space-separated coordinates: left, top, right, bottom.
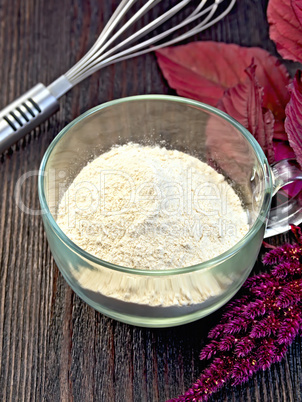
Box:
0, 0, 301, 401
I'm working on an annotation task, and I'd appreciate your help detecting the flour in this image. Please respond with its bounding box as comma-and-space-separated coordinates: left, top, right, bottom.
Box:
56, 143, 249, 312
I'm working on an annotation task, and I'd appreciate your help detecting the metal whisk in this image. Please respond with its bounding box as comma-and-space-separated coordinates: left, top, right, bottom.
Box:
0, 0, 236, 153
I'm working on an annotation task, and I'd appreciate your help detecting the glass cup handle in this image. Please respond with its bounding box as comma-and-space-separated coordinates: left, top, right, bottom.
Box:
265, 158, 302, 238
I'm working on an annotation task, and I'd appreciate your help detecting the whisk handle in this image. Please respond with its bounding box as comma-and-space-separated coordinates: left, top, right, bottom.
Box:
0, 83, 59, 154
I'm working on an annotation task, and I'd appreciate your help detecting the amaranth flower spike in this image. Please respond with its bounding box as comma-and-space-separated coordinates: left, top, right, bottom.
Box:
168, 225, 302, 402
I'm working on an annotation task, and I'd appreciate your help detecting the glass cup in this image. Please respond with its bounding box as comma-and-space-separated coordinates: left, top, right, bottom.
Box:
38, 95, 302, 327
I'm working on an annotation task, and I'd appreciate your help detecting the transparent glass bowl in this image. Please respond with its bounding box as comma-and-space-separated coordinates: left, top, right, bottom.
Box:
38, 95, 295, 327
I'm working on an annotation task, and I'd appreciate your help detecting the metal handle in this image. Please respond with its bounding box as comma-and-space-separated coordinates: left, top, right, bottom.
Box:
0, 83, 59, 154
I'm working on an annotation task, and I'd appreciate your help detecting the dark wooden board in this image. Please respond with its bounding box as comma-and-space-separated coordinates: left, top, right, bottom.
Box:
0, 0, 301, 401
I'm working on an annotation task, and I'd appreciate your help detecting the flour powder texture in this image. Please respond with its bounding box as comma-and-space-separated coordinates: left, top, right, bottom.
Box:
57, 143, 249, 270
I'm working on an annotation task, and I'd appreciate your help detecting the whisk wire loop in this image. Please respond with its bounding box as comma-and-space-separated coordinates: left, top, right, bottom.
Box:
65, 0, 236, 86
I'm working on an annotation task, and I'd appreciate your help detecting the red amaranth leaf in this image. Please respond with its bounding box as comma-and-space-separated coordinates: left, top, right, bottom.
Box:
273, 140, 302, 198
293, 2, 302, 22
285, 71, 302, 167
274, 140, 295, 161
267, 0, 302, 64
205, 63, 275, 188
156, 42, 290, 137
217, 63, 275, 164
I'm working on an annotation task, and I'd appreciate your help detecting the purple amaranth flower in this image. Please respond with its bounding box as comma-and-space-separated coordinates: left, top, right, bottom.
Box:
168, 225, 302, 402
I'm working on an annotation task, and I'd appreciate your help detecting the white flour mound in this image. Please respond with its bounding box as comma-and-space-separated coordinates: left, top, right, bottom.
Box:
56, 143, 249, 312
